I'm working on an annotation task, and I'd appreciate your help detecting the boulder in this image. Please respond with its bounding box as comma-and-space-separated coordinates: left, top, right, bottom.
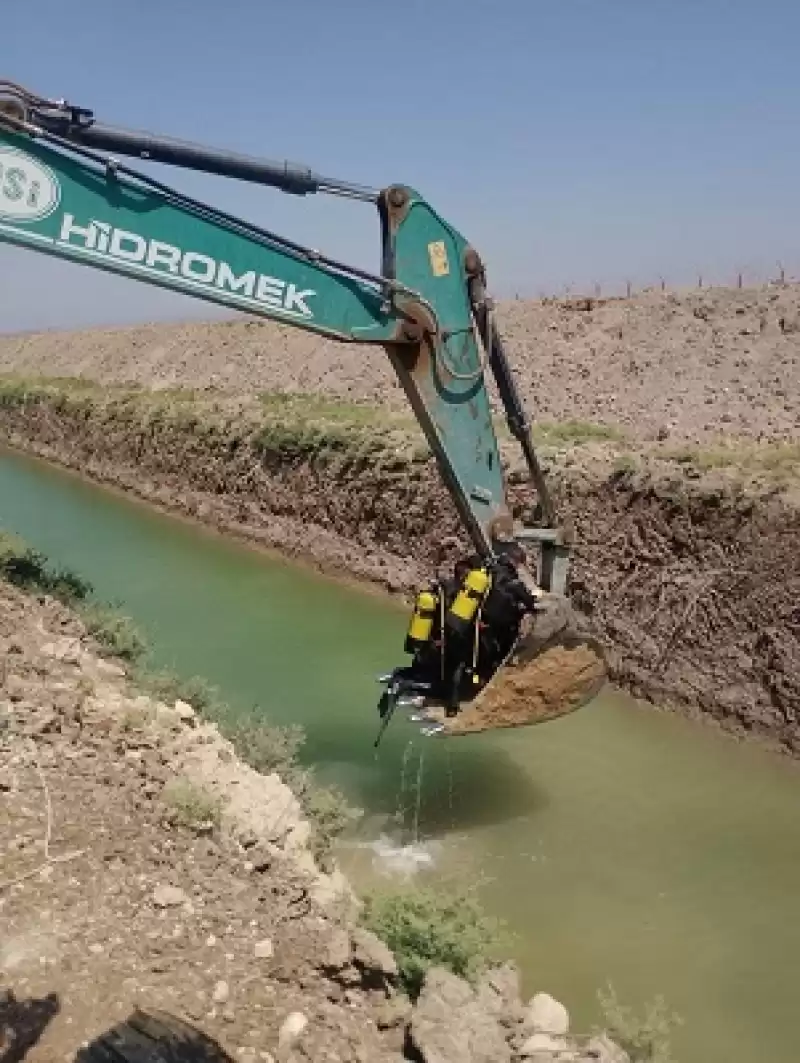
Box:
253, 938, 273, 959
525, 992, 570, 1036
579, 1033, 630, 1062
152, 884, 188, 908
351, 926, 398, 978
410, 967, 511, 1063
322, 926, 352, 970
278, 1012, 308, 1050
520, 1031, 572, 1060
173, 698, 196, 722
475, 963, 522, 1022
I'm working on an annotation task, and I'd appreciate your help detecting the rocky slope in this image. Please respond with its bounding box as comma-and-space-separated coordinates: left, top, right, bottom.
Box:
0, 382, 797, 754
2, 284, 800, 443
0, 575, 629, 1063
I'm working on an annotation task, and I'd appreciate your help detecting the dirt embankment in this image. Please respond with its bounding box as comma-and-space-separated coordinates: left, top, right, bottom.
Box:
0, 577, 627, 1063
0, 283, 797, 750
2, 284, 800, 444
0, 384, 797, 754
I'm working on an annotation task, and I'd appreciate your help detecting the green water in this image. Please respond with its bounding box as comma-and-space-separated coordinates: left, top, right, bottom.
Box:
2, 445, 799, 1063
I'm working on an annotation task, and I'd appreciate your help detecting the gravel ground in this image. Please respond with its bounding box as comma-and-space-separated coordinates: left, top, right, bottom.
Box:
0, 582, 409, 1063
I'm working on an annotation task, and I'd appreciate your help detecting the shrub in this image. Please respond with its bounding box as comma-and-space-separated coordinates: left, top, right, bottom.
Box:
360, 883, 509, 999
303, 782, 360, 866
0, 531, 91, 601
162, 778, 222, 832
597, 984, 683, 1063
79, 603, 147, 661
534, 419, 627, 445
132, 667, 218, 713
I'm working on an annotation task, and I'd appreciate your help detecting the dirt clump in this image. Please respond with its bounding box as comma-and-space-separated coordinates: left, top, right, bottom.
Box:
438, 642, 607, 736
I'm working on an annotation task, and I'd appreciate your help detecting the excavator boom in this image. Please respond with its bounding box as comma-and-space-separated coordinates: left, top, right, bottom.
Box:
0, 80, 606, 738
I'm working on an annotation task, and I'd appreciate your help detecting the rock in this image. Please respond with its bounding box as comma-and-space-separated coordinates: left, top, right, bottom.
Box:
580, 1033, 630, 1062
323, 927, 352, 969
24, 711, 59, 736
410, 967, 511, 1063
253, 938, 273, 959
375, 995, 412, 1030
87, 658, 126, 679
152, 884, 188, 908
4, 675, 28, 701
174, 699, 196, 722
212, 980, 230, 1004
475, 963, 522, 1021
525, 992, 569, 1036
520, 1031, 571, 1060
351, 926, 398, 977
278, 1012, 308, 1049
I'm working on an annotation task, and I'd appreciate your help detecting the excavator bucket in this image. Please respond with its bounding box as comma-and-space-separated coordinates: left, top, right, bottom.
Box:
405, 594, 607, 738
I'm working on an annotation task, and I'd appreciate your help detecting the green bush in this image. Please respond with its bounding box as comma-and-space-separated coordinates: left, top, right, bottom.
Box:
0, 530, 147, 663
132, 667, 218, 713
79, 603, 147, 661
360, 883, 508, 999
303, 782, 360, 865
597, 984, 683, 1063
0, 531, 91, 601
162, 778, 223, 832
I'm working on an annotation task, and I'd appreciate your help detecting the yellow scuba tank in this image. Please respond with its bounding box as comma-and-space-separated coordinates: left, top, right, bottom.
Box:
404, 587, 440, 655
445, 566, 491, 636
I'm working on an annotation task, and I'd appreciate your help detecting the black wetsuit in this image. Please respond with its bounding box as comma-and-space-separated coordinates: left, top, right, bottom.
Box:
478, 558, 540, 673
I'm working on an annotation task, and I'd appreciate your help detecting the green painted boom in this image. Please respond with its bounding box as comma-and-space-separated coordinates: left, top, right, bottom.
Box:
0, 84, 560, 573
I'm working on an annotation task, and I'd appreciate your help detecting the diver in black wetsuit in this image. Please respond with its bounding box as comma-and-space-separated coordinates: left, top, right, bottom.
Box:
478, 543, 541, 674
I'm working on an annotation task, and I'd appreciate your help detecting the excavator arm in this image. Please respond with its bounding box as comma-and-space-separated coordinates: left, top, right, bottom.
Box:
0, 81, 606, 738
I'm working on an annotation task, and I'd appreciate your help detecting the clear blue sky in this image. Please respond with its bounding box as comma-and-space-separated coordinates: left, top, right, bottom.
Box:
2, 0, 799, 331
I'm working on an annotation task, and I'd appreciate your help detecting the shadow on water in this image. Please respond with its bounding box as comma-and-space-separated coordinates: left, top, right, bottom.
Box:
300, 714, 548, 837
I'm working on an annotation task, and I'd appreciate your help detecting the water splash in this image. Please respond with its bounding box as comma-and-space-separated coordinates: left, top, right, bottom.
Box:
412, 745, 425, 843
396, 739, 414, 836
356, 833, 440, 878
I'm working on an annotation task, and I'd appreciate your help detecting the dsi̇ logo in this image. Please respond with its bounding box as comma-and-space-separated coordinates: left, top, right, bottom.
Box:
0, 146, 61, 223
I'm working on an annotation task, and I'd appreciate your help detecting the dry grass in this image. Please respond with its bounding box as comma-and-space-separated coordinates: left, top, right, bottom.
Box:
664, 440, 800, 482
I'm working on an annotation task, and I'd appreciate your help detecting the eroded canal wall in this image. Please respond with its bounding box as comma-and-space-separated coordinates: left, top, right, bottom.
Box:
0, 378, 797, 753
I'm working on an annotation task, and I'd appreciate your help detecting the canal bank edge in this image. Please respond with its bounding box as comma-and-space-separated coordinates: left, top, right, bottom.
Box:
0, 557, 635, 1063
0, 377, 798, 755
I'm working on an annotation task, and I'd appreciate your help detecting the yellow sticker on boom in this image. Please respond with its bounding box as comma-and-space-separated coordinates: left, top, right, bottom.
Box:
428, 240, 450, 277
